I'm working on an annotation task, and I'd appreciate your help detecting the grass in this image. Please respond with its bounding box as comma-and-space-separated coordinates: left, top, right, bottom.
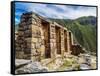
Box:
57, 58, 80, 71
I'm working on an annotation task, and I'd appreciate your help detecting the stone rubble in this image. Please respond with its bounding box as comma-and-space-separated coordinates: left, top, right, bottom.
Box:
15, 61, 48, 74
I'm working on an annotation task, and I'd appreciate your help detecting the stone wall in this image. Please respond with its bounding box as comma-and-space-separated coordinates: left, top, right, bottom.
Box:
15, 12, 75, 61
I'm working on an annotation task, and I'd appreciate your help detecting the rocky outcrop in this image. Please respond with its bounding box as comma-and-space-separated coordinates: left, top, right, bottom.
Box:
71, 44, 85, 56
15, 59, 48, 74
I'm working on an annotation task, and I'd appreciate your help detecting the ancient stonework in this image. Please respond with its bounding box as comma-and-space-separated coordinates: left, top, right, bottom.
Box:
15, 12, 83, 62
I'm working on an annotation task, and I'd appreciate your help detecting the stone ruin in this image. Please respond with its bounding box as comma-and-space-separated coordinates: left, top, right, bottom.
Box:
15, 12, 84, 62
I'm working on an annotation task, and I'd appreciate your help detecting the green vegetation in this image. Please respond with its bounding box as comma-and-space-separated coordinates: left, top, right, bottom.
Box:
57, 58, 80, 71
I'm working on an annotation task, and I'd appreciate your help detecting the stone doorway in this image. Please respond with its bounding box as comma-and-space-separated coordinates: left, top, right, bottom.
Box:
69, 32, 72, 51
64, 30, 68, 52
42, 20, 51, 58
55, 26, 61, 54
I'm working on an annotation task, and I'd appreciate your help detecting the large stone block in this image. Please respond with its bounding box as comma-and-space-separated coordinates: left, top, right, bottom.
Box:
16, 51, 24, 59
27, 43, 31, 48
50, 33, 56, 39
32, 27, 41, 38
31, 43, 35, 49
41, 35, 44, 39
31, 48, 36, 54
31, 38, 38, 43
38, 38, 42, 43
40, 45, 45, 52
50, 39, 56, 43
25, 38, 31, 43
35, 43, 41, 49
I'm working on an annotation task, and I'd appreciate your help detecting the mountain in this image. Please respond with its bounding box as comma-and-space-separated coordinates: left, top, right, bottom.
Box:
50, 16, 97, 53
76, 16, 96, 26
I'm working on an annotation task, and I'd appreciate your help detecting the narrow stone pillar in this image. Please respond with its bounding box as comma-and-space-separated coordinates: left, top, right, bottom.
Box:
71, 33, 74, 45
60, 29, 65, 57
67, 31, 75, 54
67, 31, 71, 54
49, 23, 56, 59
31, 15, 42, 61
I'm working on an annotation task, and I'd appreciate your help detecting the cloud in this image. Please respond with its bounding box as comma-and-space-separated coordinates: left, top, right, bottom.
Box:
15, 18, 20, 24
15, 2, 97, 24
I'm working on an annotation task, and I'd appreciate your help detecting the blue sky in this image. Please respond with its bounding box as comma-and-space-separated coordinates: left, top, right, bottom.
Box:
15, 2, 96, 24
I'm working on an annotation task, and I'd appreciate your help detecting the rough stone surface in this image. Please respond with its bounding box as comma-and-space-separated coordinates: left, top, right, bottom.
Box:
15, 61, 48, 74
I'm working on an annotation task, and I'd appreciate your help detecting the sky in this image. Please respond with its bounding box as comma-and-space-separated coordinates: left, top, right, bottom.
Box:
15, 2, 97, 24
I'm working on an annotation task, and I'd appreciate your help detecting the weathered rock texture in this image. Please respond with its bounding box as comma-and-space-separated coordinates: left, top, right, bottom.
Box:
15, 12, 83, 61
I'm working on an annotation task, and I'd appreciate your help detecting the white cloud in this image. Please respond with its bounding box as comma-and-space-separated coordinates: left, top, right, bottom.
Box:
15, 18, 20, 24
65, 6, 96, 19
16, 3, 97, 19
